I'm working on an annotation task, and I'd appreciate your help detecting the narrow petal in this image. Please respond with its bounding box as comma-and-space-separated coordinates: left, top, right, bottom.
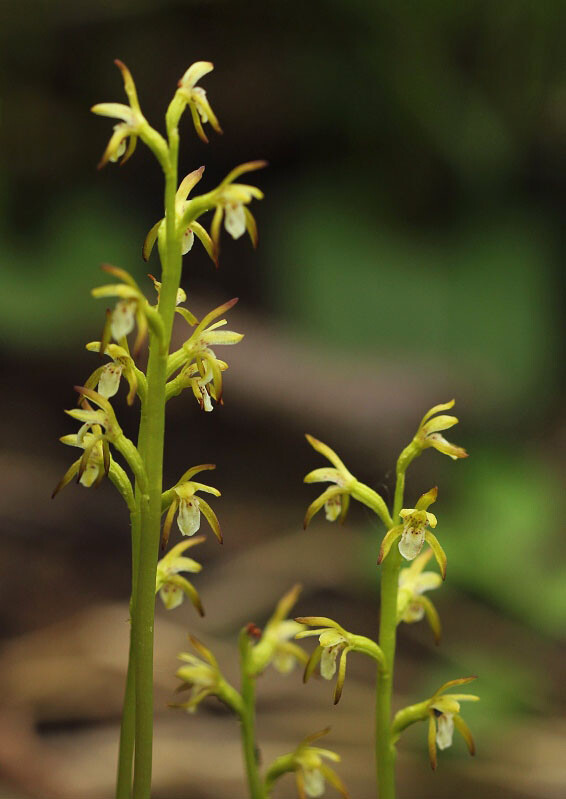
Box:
244, 206, 258, 247
303, 645, 323, 683
419, 399, 455, 428
418, 596, 442, 644
197, 497, 223, 544
433, 676, 478, 696
333, 646, 352, 704
304, 486, 342, 529
453, 714, 476, 756
191, 221, 217, 267
167, 574, 204, 616
142, 219, 163, 262
176, 464, 216, 484
176, 166, 205, 201
427, 433, 468, 460
424, 530, 447, 579
377, 525, 403, 564
320, 765, 350, 798
179, 61, 214, 90
189, 102, 208, 143
421, 415, 459, 436
51, 460, 80, 498
220, 160, 268, 187
161, 499, 178, 551
303, 467, 342, 484
304, 434, 349, 472
91, 102, 134, 122
428, 714, 437, 770
415, 486, 438, 511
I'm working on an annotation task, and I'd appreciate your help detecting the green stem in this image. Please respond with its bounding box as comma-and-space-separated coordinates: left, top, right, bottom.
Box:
116, 640, 136, 799
239, 636, 266, 799
131, 142, 181, 798
116, 500, 141, 798
375, 442, 419, 799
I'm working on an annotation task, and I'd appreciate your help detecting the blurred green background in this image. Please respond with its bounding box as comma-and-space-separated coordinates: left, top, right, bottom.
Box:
0, 2, 564, 798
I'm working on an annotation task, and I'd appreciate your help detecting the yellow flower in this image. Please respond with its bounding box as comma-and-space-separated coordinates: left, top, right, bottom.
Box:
52, 422, 110, 497
161, 464, 221, 550
91, 265, 150, 356
303, 435, 391, 529
378, 487, 447, 579
265, 728, 349, 799
425, 677, 479, 770
296, 617, 384, 704
302, 436, 356, 527
91, 60, 145, 168
156, 537, 205, 614
84, 341, 141, 406
246, 585, 308, 677
176, 61, 222, 143
397, 550, 442, 643
415, 399, 468, 460
208, 161, 266, 258
142, 167, 216, 266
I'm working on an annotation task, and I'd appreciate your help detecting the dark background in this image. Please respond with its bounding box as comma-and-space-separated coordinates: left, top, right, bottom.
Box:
0, 2, 564, 798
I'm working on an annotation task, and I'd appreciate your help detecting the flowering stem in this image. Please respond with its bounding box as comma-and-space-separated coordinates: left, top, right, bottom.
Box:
131, 144, 181, 798
239, 634, 266, 799
116, 503, 141, 799
375, 444, 418, 799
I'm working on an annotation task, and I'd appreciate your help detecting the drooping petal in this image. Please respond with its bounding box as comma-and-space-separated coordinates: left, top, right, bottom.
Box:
426, 432, 468, 459
303, 767, 325, 798
436, 713, 454, 750
320, 646, 340, 680
377, 525, 403, 564
424, 530, 447, 579
182, 228, 195, 255
159, 583, 184, 610
428, 714, 437, 770
304, 485, 343, 529
111, 300, 137, 340
224, 203, 247, 239
177, 496, 201, 536
333, 646, 352, 705
197, 497, 223, 544
398, 526, 426, 560
324, 494, 342, 522
98, 362, 123, 398
453, 714, 476, 756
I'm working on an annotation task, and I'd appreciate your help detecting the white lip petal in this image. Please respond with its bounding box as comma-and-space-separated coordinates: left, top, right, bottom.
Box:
159, 584, 184, 610
303, 767, 325, 798
320, 646, 339, 680
177, 497, 201, 536
398, 527, 425, 560
182, 228, 195, 255
224, 203, 246, 239
111, 300, 136, 340
98, 363, 123, 398
436, 713, 454, 750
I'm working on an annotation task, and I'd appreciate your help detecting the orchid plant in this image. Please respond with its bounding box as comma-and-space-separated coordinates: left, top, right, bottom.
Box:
301, 401, 479, 797
53, 59, 265, 799
54, 60, 478, 799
